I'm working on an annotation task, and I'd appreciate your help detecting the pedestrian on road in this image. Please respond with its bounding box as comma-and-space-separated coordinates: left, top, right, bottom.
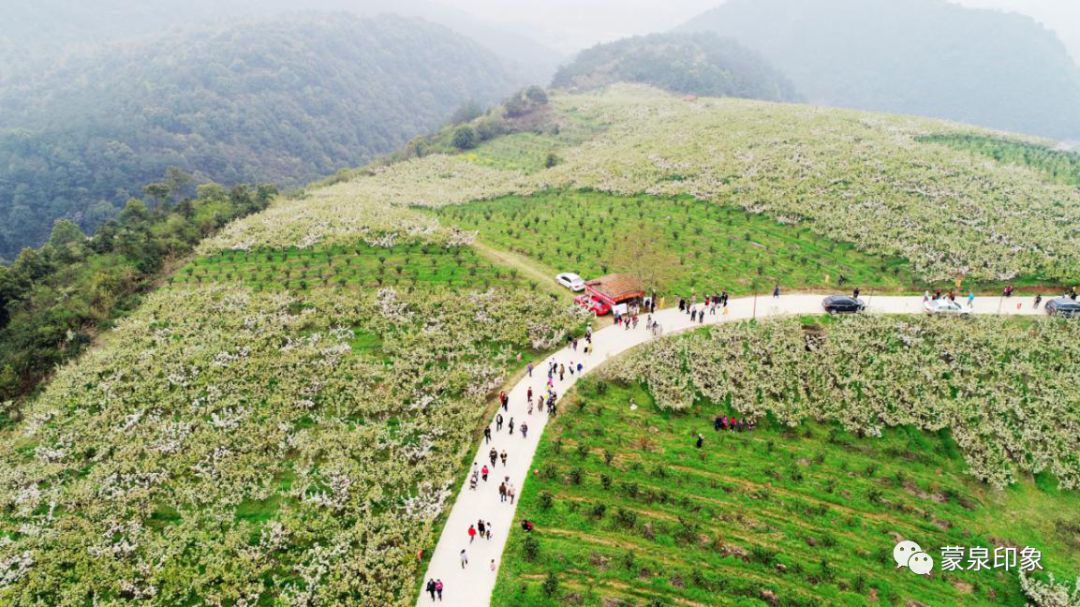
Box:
484, 427, 491, 444
468, 524, 476, 543
426, 578, 436, 601
968, 292, 975, 307
500, 449, 508, 466
481, 465, 489, 481
527, 362, 533, 377
521, 422, 528, 438
508, 418, 515, 435
486, 521, 493, 539
460, 549, 468, 569
478, 519, 486, 538
499, 482, 507, 503
773, 285, 781, 298
527, 386, 533, 401
853, 287, 861, 299
496, 414, 503, 431
435, 580, 443, 601
489, 448, 497, 466
508, 481, 516, 504
1034, 294, 1043, 309
490, 559, 496, 572
577, 362, 583, 374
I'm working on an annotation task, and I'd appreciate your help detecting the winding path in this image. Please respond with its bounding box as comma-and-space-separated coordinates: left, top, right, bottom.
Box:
415, 293, 1043, 606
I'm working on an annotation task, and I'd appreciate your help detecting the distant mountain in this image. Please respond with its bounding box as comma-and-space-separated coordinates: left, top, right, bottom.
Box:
0, 13, 518, 260
0, 0, 560, 87
552, 32, 799, 102
681, 0, 1080, 140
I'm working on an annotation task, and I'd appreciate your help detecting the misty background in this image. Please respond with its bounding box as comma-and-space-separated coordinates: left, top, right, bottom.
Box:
1, 0, 1079, 260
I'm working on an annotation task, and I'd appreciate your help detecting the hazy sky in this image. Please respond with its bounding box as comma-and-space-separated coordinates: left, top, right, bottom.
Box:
428, 0, 1080, 61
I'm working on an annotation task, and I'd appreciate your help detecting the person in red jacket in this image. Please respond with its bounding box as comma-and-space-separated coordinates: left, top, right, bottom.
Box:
468, 524, 477, 543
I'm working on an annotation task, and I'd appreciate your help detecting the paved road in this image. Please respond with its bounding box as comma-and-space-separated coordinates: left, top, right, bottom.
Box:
414, 293, 1044, 606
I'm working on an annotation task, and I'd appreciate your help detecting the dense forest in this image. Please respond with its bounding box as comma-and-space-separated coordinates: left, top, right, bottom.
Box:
681, 0, 1080, 140
0, 171, 276, 414
0, 13, 518, 261
551, 32, 799, 102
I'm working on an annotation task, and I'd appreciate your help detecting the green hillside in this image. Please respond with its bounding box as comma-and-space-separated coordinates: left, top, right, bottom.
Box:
0, 85, 1078, 606
495, 323, 1080, 605
0, 13, 517, 260
680, 0, 1080, 140
552, 32, 799, 102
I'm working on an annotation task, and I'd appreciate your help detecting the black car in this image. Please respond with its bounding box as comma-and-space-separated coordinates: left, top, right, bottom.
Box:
1045, 297, 1080, 318
822, 295, 866, 314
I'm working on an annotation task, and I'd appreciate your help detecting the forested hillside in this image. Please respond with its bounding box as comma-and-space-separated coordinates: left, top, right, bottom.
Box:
552, 32, 799, 102
0, 13, 517, 260
0, 0, 558, 87
681, 0, 1080, 140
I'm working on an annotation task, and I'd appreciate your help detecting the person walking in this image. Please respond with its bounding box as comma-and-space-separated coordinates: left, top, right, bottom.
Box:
483, 427, 491, 444
426, 578, 437, 601
853, 287, 861, 299
527, 362, 533, 377
498, 482, 507, 503
468, 524, 476, 543
495, 414, 503, 432
508, 418, 515, 435
521, 422, 529, 438
967, 292, 975, 307
477, 519, 486, 539
490, 559, 497, 572
460, 549, 468, 569
489, 447, 497, 466
1034, 294, 1043, 309
435, 580, 443, 601
773, 285, 781, 298
481, 464, 489, 482
500, 450, 508, 466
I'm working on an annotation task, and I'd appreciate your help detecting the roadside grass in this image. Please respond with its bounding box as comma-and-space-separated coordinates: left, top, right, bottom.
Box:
493, 379, 1079, 607
434, 190, 918, 298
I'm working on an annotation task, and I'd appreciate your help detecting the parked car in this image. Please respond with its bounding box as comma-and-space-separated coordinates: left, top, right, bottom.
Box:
822, 295, 865, 314
1045, 297, 1080, 318
923, 298, 972, 316
556, 272, 586, 292
575, 294, 611, 316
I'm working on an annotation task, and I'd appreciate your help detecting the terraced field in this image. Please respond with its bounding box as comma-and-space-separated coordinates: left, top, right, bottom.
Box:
495, 375, 1080, 607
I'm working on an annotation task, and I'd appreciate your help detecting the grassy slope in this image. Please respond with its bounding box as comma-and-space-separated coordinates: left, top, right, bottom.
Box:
494, 376, 1080, 607
435, 190, 917, 296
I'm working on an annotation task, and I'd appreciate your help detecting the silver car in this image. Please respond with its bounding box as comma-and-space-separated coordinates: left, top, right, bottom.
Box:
923, 298, 972, 316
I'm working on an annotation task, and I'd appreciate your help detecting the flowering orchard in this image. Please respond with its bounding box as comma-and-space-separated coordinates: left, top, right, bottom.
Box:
0, 283, 584, 605
605, 316, 1080, 490
204, 85, 1078, 284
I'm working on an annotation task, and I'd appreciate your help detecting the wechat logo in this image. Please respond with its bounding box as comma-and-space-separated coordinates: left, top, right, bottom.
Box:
893, 540, 934, 575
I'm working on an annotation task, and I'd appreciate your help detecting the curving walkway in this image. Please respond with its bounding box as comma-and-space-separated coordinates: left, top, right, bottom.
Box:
415, 293, 1043, 606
